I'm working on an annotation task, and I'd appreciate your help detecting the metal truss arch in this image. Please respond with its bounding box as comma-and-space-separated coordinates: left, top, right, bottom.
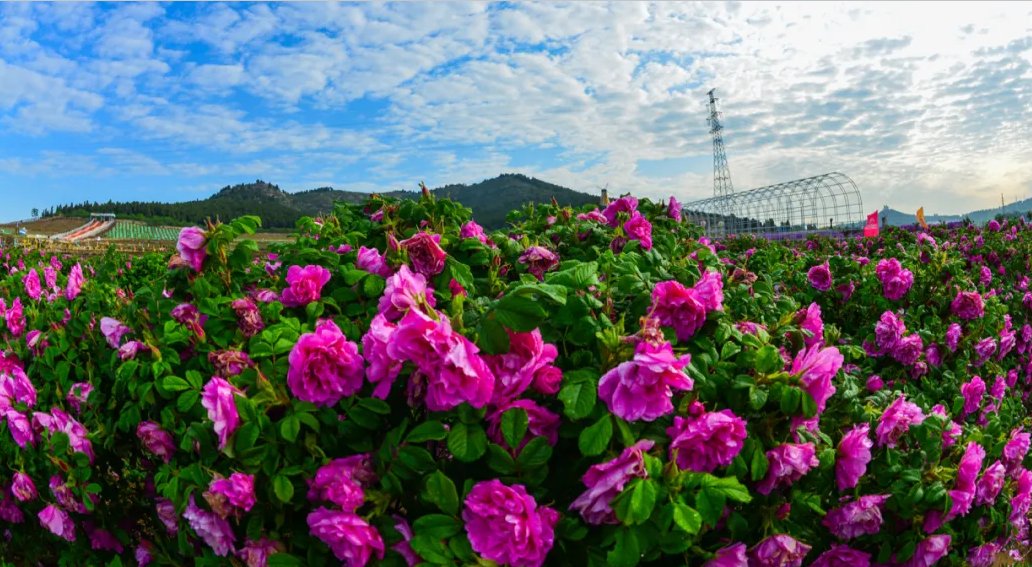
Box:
683, 172, 865, 238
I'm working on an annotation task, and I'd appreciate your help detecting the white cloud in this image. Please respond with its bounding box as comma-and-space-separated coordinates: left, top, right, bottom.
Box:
2, 2, 1031, 215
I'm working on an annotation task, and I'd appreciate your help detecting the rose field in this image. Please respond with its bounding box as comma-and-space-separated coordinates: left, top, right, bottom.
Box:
2, 192, 1032, 567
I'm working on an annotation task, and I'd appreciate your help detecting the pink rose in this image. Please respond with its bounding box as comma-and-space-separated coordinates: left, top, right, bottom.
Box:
280, 265, 331, 308
463, 480, 558, 567
136, 421, 176, 463
201, 377, 244, 450
400, 232, 447, 277
38, 504, 76, 542
307, 508, 385, 565
176, 227, 207, 272
287, 320, 364, 407
569, 440, 654, 525
598, 341, 692, 422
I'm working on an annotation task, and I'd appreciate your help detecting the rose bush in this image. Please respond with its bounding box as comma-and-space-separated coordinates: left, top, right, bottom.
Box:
1, 192, 1032, 566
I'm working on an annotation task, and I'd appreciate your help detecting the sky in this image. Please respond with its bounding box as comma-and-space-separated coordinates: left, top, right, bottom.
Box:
1, 1, 1031, 222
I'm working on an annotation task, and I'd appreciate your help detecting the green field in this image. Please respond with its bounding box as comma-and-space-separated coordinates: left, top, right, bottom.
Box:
104, 221, 181, 240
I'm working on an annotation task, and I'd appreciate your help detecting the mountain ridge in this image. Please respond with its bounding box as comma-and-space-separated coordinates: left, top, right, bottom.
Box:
45, 174, 601, 229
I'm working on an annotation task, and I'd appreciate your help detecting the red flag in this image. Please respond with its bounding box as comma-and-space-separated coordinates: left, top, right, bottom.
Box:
864, 210, 880, 238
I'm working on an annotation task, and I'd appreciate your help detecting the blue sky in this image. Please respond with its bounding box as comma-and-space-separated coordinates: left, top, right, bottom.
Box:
1, 2, 1031, 221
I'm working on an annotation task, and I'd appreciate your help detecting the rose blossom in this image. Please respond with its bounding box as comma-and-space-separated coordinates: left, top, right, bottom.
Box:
484, 328, 561, 403
387, 309, 495, 411
356, 246, 394, 278
876, 395, 925, 448
749, 534, 811, 567
623, 212, 653, 250
667, 409, 747, 472
11, 472, 36, 502
951, 290, 984, 320
569, 440, 654, 524
598, 341, 692, 422
519, 246, 559, 281
307, 454, 375, 512
308, 508, 385, 566
287, 319, 364, 407
836, 423, 873, 490
38, 504, 75, 542
668, 196, 683, 222
757, 443, 819, 495
378, 265, 436, 321
811, 544, 871, 567
22, 269, 41, 300
704, 543, 747, 567
790, 345, 843, 414
362, 314, 402, 399
975, 460, 1005, 506
463, 480, 558, 567
822, 494, 890, 539
460, 220, 489, 243
65, 263, 84, 301
176, 227, 207, 272
905, 534, 950, 567
400, 232, 447, 277
99, 317, 131, 349
807, 262, 832, 291
208, 472, 256, 513
136, 421, 176, 463
280, 265, 331, 308
238, 538, 284, 567
231, 298, 264, 338
183, 495, 236, 556
201, 377, 244, 450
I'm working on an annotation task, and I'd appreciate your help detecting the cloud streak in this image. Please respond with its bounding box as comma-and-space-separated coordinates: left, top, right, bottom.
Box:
0, 1, 1030, 220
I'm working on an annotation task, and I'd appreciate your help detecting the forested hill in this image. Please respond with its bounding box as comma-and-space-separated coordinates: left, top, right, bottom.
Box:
44, 174, 600, 229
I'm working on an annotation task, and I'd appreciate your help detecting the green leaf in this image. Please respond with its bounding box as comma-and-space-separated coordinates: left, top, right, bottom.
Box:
486, 443, 516, 474
607, 528, 641, 567
749, 387, 768, 410
406, 421, 448, 443
397, 446, 437, 474
613, 479, 658, 525
177, 390, 199, 413
424, 470, 459, 515
412, 514, 462, 539
800, 391, 818, 418
671, 501, 703, 535
780, 386, 801, 415
701, 475, 752, 503
754, 345, 783, 374
500, 407, 529, 450
447, 422, 487, 462
267, 553, 303, 567
578, 414, 612, 457
272, 475, 294, 504
545, 261, 600, 288
494, 294, 549, 332
234, 422, 260, 452
280, 415, 301, 443
516, 436, 553, 468
750, 447, 769, 482
160, 376, 191, 392
408, 536, 454, 565
696, 489, 726, 527
358, 397, 391, 415
558, 370, 598, 420
477, 317, 511, 355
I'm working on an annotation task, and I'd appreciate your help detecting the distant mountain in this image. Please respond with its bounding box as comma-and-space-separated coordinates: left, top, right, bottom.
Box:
881, 197, 1032, 227
44, 174, 600, 229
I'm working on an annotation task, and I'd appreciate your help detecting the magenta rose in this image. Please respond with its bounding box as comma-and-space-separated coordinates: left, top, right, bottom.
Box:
287, 319, 364, 407
201, 377, 244, 451
38, 504, 76, 542
183, 496, 236, 556
598, 341, 692, 422
667, 408, 747, 473
807, 262, 832, 291
208, 472, 256, 513
280, 265, 331, 308
176, 226, 208, 272
836, 423, 873, 491
463, 479, 559, 567
400, 232, 447, 277
307, 507, 385, 565
757, 443, 819, 495
136, 421, 176, 463
307, 454, 375, 512
519, 246, 559, 281
569, 440, 653, 525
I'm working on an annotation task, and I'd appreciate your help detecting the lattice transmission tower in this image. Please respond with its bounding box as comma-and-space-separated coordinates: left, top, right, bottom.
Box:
707, 89, 734, 199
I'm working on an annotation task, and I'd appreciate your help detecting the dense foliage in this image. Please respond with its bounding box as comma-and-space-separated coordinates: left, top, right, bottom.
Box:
3, 191, 1032, 566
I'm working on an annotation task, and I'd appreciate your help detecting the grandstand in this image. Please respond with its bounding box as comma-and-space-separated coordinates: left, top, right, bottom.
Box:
104, 220, 181, 241
50, 213, 116, 242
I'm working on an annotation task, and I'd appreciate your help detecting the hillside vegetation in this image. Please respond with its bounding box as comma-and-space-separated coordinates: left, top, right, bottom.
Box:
44, 174, 600, 229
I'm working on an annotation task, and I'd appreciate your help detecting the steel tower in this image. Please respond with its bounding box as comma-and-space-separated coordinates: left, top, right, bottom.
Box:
707, 89, 734, 199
